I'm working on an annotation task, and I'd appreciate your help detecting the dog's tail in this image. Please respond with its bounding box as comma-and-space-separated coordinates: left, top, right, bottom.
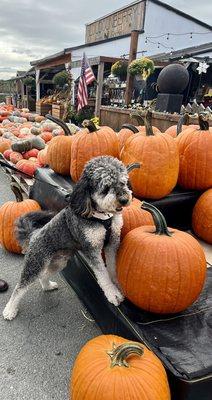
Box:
15, 210, 56, 248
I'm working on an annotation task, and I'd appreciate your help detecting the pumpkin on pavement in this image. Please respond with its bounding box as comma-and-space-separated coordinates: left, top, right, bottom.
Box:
117, 202, 206, 314
70, 121, 119, 182
192, 189, 212, 244
120, 110, 179, 199
70, 334, 171, 400
0, 183, 40, 253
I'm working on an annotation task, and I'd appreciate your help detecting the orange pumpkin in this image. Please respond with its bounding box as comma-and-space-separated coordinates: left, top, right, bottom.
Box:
9, 151, 23, 164
16, 159, 40, 177
118, 124, 139, 153
70, 121, 119, 182
47, 135, 73, 175
131, 111, 161, 134
23, 149, 39, 159
192, 189, 212, 244
40, 131, 53, 143
121, 110, 179, 199
165, 113, 191, 138
121, 197, 154, 239
0, 138, 11, 153
176, 114, 212, 190
3, 149, 13, 160
0, 184, 40, 253
37, 147, 48, 166
117, 202, 206, 314
70, 335, 171, 400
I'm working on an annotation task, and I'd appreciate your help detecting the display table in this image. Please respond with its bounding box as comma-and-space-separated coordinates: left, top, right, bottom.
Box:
30, 168, 212, 400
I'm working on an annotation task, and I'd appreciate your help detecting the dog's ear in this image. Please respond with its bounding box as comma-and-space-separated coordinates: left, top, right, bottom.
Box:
68, 174, 93, 217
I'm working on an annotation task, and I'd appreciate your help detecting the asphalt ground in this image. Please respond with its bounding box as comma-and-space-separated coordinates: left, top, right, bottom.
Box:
0, 169, 100, 400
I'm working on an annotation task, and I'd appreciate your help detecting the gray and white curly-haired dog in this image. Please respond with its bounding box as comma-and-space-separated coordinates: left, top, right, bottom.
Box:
3, 156, 134, 320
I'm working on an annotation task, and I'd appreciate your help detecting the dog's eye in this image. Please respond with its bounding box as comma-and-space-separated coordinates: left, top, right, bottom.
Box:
102, 186, 110, 195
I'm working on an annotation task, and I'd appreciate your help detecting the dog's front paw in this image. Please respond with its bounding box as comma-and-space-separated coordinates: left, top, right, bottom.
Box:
3, 303, 18, 320
106, 286, 124, 306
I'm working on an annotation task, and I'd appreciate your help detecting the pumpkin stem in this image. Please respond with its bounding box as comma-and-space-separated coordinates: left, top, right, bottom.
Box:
107, 342, 144, 368
10, 182, 24, 202
131, 109, 154, 136
121, 124, 139, 134
127, 162, 141, 173
45, 114, 72, 136
141, 201, 172, 236
82, 120, 97, 133
198, 113, 210, 131
176, 113, 189, 135
130, 112, 145, 126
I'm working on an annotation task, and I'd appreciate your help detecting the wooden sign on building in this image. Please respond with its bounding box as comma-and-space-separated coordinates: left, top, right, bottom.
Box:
85, 1, 146, 44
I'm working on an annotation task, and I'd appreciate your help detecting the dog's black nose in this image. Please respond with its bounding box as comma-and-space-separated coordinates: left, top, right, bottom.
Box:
118, 197, 129, 205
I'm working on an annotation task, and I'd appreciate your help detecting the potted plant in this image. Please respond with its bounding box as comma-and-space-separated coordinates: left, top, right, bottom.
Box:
128, 57, 155, 80
111, 60, 128, 82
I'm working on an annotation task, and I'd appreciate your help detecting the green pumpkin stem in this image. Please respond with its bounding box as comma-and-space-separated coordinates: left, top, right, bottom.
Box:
130, 112, 145, 126
121, 124, 139, 134
198, 114, 210, 131
45, 114, 71, 136
10, 183, 24, 202
176, 113, 189, 135
107, 342, 144, 368
127, 162, 141, 173
141, 201, 172, 236
82, 120, 97, 133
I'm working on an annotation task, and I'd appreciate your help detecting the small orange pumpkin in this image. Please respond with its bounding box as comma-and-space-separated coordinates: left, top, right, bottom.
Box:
121, 197, 154, 239
192, 189, 212, 244
117, 202, 206, 314
23, 149, 39, 159
47, 135, 73, 175
0, 183, 40, 253
118, 124, 140, 153
70, 335, 171, 400
9, 151, 23, 164
70, 121, 119, 182
16, 159, 40, 176
0, 138, 11, 153
37, 147, 48, 166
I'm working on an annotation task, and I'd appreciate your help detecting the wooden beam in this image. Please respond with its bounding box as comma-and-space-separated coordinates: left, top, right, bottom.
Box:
95, 61, 104, 117
125, 30, 139, 106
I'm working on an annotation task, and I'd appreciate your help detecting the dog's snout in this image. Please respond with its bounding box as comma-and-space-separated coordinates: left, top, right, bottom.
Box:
118, 197, 129, 206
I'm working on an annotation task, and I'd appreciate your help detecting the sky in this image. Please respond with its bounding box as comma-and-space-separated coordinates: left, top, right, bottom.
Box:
0, 0, 211, 80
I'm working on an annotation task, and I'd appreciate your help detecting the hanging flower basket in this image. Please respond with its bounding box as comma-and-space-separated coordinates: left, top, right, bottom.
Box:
128, 57, 155, 80
111, 60, 128, 81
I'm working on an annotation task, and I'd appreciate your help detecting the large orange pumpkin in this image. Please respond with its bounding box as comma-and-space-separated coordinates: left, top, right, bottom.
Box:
70, 335, 171, 400
47, 135, 73, 175
121, 197, 154, 239
70, 121, 119, 182
121, 110, 179, 199
192, 189, 212, 244
117, 202, 206, 314
0, 183, 41, 253
176, 114, 212, 190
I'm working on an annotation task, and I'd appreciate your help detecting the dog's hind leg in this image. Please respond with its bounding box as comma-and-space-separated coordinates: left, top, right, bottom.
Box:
3, 255, 45, 320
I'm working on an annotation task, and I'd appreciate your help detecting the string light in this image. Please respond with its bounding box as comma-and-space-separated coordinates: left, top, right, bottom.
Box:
145, 31, 211, 39
190, 32, 193, 39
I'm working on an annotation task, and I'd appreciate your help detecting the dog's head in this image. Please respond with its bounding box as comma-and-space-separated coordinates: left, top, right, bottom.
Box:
69, 156, 132, 217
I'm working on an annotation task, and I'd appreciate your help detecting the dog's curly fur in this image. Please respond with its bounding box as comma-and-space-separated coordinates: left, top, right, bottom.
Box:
3, 156, 132, 320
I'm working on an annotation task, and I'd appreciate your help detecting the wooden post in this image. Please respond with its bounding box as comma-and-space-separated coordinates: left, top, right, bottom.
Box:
35, 68, 40, 101
125, 30, 139, 106
95, 61, 104, 117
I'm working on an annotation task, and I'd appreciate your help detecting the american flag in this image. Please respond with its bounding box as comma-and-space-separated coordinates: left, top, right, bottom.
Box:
77, 53, 96, 112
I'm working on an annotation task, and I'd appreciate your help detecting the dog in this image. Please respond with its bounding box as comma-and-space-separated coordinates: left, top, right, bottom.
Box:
3, 156, 133, 320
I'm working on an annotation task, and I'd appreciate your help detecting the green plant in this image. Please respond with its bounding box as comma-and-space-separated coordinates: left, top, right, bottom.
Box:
23, 76, 36, 88
128, 57, 155, 80
111, 60, 128, 81
52, 71, 70, 89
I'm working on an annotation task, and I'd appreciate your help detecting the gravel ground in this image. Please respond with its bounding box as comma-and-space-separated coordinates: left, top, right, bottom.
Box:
0, 170, 100, 400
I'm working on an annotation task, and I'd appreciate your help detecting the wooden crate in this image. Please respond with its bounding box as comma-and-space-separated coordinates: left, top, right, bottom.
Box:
52, 104, 65, 119
36, 102, 52, 116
